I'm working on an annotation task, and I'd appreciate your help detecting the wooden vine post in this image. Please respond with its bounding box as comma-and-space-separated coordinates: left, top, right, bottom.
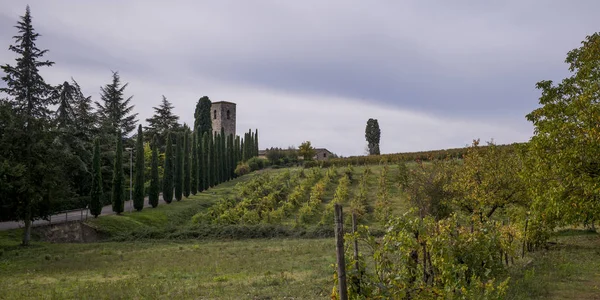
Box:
334, 204, 348, 300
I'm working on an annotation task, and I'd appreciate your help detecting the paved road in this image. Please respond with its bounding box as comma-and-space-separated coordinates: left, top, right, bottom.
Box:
0, 196, 168, 231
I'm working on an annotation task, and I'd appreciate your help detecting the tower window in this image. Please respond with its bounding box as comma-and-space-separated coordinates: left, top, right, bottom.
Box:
227, 110, 231, 120
213, 110, 217, 119
323, 153, 327, 158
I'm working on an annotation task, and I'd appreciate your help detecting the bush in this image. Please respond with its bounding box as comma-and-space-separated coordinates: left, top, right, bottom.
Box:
247, 157, 267, 171
235, 163, 250, 176
303, 160, 319, 168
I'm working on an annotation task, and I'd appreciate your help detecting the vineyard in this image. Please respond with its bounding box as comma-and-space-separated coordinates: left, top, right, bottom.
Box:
193, 165, 409, 229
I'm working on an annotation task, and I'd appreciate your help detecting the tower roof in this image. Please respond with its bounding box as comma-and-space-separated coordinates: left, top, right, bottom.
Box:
211, 101, 236, 105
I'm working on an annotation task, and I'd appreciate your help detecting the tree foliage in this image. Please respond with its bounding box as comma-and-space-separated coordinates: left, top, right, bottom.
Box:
525, 33, 600, 232
149, 135, 160, 208
365, 118, 381, 155
144, 95, 179, 150
162, 131, 174, 204
298, 141, 316, 161
0, 6, 58, 245
111, 132, 125, 214
133, 125, 144, 211
90, 138, 103, 217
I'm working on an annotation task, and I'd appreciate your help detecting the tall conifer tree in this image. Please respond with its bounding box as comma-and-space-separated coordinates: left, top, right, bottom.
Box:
149, 135, 160, 208
202, 132, 210, 190
183, 129, 191, 198
90, 138, 103, 217
112, 132, 125, 214
133, 125, 144, 211
191, 131, 198, 195
174, 132, 183, 201
0, 6, 58, 245
162, 131, 174, 204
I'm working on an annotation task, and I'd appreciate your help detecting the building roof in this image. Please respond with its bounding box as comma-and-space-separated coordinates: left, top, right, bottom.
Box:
211, 101, 236, 105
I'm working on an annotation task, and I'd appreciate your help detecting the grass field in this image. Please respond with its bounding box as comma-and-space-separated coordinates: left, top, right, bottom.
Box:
1, 166, 600, 299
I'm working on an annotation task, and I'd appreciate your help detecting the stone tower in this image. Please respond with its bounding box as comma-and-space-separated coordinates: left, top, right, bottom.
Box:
211, 101, 236, 137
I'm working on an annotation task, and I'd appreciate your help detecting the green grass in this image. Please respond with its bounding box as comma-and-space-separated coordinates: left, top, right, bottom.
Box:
505, 230, 600, 299
0, 238, 336, 299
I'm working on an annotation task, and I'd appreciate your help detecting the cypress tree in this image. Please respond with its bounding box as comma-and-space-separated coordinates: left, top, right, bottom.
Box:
234, 135, 241, 176
255, 129, 259, 157
162, 131, 174, 204
220, 127, 226, 182
149, 135, 160, 208
133, 125, 144, 211
90, 138, 103, 217
112, 132, 125, 214
203, 132, 210, 189
194, 96, 212, 138
215, 132, 221, 185
191, 131, 198, 195
183, 130, 191, 198
175, 133, 183, 201
198, 129, 204, 192
228, 134, 235, 179
242, 134, 247, 161
211, 132, 217, 186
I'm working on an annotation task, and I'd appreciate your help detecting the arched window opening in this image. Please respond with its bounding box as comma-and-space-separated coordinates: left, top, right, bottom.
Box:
213, 110, 217, 119
227, 110, 231, 120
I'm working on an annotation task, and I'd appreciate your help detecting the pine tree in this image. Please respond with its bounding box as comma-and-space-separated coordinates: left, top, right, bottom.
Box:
191, 131, 198, 195
90, 138, 103, 217
149, 135, 160, 208
112, 131, 125, 214
174, 132, 183, 201
133, 125, 144, 211
0, 6, 58, 245
144, 95, 180, 150
203, 132, 210, 190
183, 129, 191, 198
162, 131, 174, 204
96, 71, 138, 138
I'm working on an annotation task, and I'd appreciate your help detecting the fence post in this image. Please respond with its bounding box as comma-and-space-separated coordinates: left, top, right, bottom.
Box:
334, 204, 348, 300
352, 212, 361, 295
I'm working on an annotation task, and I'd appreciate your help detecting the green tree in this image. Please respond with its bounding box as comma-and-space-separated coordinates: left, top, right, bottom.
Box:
149, 135, 160, 208
96, 71, 138, 138
90, 138, 103, 217
220, 127, 226, 182
0, 6, 58, 245
133, 125, 144, 211
194, 96, 212, 137
174, 132, 183, 201
112, 132, 125, 214
298, 141, 316, 161
211, 132, 217, 186
191, 131, 198, 195
203, 132, 210, 189
525, 33, 600, 232
215, 132, 221, 184
144, 96, 180, 150
365, 118, 381, 155
183, 129, 191, 198
255, 129, 259, 157
162, 131, 174, 204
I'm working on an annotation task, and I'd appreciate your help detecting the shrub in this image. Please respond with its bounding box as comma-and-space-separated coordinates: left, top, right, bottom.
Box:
247, 157, 267, 171
235, 163, 250, 176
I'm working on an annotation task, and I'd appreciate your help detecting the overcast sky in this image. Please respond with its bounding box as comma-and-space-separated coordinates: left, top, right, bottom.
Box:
0, 1, 597, 156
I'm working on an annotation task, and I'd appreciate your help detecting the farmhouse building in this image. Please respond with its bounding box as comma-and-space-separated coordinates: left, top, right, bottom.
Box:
258, 147, 333, 161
